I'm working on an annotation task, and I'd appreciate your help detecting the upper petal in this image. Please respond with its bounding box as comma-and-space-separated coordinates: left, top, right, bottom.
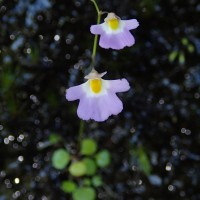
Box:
90, 24, 104, 35
123, 19, 139, 30
106, 79, 130, 93
66, 83, 85, 101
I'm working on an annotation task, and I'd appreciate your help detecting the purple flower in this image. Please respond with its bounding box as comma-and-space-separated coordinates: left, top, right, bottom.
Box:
90, 12, 139, 50
66, 70, 130, 122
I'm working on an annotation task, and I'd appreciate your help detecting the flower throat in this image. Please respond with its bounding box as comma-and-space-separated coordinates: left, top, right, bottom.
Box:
90, 79, 102, 93
108, 19, 119, 30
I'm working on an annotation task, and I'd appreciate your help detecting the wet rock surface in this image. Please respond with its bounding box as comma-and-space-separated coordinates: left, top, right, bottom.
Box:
0, 0, 200, 199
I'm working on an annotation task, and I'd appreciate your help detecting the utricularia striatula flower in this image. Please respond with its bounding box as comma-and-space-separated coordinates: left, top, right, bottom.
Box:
90, 12, 139, 50
66, 70, 130, 122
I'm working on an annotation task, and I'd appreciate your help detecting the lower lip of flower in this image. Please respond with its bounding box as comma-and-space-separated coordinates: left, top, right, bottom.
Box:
108, 19, 119, 30
90, 79, 102, 93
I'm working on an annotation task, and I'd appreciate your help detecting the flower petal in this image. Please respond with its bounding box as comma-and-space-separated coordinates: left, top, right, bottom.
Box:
99, 30, 135, 50
92, 93, 123, 121
117, 30, 135, 48
104, 93, 123, 115
66, 84, 84, 101
77, 96, 94, 120
90, 24, 103, 35
77, 92, 124, 122
123, 19, 139, 30
107, 79, 130, 93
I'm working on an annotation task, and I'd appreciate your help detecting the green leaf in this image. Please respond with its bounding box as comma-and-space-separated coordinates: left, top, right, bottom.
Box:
181, 37, 189, 46
80, 139, 97, 156
61, 180, 77, 193
49, 133, 61, 144
83, 158, 97, 176
188, 44, 195, 53
52, 149, 70, 170
72, 187, 96, 200
69, 161, 86, 177
92, 175, 103, 187
178, 52, 185, 65
169, 51, 178, 62
1, 71, 15, 91
138, 147, 151, 176
95, 150, 111, 168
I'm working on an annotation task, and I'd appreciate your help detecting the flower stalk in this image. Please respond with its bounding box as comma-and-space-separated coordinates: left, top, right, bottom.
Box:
78, 0, 101, 143
90, 0, 101, 67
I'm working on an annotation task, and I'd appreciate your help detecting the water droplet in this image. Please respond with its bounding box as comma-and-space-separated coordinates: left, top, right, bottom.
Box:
14, 178, 20, 184
39, 35, 43, 40
66, 39, 71, 44
159, 99, 165, 104
8, 135, 15, 141
10, 34, 15, 40
54, 35, 60, 41
17, 134, 24, 142
168, 184, 175, 191
28, 194, 34, 200
165, 162, 172, 171
26, 48, 31, 54
65, 54, 71, 60
4, 138, 9, 144
32, 163, 38, 169
18, 156, 24, 162
0, 171, 6, 177
181, 128, 186, 133
194, 92, 200, 99
12, 191, 21, 199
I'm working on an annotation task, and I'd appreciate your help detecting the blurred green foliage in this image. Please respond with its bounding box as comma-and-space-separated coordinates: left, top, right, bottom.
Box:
80, 138, 97, 156
50, 138, 111, 200
52, 149, 70, 170
72, 187, 96, 200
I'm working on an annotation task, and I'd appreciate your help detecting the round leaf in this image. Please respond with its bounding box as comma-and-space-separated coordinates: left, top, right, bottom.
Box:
69, 161, 86, 177
61, 180, 77, 193
92, 175, 103, 187
72, 187, 96, 200
52, 149, 70, 170
95, 150, 111, 168
80, 139, 97, 156
83, 158, 97, 176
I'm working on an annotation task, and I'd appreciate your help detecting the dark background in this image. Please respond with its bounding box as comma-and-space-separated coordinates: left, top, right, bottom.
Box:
0, 0, 200, 199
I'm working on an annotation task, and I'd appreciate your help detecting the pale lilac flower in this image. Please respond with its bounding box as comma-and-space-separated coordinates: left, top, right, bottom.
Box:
66, 70, 130, 122
90, 12, 139, 50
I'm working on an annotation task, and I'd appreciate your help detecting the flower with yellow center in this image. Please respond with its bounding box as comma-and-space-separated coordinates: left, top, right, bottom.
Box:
66, 70, 130, 122
90, 12, 139, 50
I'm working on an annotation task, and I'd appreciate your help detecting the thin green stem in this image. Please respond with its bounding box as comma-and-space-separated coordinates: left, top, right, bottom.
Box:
78, 120, 84, 144
90, 0, 101, 67
78, 0, 101, 144
91, 0, 100, 14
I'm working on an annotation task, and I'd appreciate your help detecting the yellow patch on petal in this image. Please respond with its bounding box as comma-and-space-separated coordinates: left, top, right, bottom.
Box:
108, 19, 119, 30
90, 79, 102, 93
